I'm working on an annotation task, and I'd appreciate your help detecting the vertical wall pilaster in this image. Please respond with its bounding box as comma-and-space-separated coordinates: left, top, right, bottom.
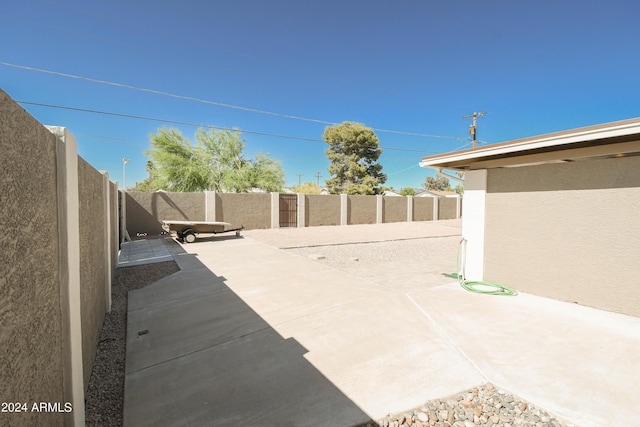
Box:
407, 196, 413, 222
102, 172, 112, 313
205, 191, 216, 221
52, 127, 85, 427
376, 195, 383, 224
297, 193, 305, 227
462, 169, 487, 281
271, 192, 279, 229
433, 197, 439, 221
340, 194, 348, 225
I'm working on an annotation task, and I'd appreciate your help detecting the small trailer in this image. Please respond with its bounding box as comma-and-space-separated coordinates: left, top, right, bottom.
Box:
161, 220, 243, 243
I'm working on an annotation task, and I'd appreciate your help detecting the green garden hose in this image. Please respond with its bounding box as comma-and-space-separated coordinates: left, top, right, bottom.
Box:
456, 239, 518, 296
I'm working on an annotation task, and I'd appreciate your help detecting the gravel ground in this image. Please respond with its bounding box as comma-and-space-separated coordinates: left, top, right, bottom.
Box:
84, 260, 179, 427
375, 383, 575, 427
285, 236, 461, 291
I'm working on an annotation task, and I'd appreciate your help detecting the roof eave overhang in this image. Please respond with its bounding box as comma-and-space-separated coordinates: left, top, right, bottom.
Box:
419, 118, 640, 171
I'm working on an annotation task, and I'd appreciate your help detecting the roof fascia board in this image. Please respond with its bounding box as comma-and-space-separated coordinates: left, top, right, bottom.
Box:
420, 119, 640, 168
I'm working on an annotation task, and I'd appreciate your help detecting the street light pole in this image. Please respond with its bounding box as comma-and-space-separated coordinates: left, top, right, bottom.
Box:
122, 158, 129, 190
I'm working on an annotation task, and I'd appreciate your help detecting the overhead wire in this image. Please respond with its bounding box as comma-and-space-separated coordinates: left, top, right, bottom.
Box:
17, 100, 438, 154
37, 0, 457, 108
2, 61, 466, 142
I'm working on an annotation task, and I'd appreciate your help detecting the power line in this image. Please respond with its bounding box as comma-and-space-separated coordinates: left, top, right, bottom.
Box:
2, 61, 465, 141
17, 100, 436, 153
37, 0, 451, 108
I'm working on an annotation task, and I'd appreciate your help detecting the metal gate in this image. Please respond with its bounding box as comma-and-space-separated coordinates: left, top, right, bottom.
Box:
279, 194, 297, 227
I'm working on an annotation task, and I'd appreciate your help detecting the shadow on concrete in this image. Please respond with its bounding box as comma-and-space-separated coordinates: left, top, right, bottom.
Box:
124, 242, 377, 427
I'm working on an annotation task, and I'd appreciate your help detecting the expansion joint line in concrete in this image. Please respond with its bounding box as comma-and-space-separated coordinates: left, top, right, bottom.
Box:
278, 234, 462, 250
404, 293, 488, 383
127, 326, 273, 375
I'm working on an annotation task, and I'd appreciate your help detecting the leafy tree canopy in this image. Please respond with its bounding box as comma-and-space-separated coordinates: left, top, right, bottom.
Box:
323, 121, 386, 195
399, 187, 416, 196
423, 175, 452, 192
139, 127, 284, 192
291, 181, 322, 194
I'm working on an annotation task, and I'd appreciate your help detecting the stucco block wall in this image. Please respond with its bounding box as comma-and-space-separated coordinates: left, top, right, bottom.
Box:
78, 157, 107, 388
110, 181, 119, 270
0, 90, 65, 425
216, 193, 271, 229
484, 156, 640, 317
347, 195, 376, 225
382, 196, 406, 223
438, 197, 457, 220
126, 191, 205, 235
413, 197, 434, 221
306, 195, 340, 226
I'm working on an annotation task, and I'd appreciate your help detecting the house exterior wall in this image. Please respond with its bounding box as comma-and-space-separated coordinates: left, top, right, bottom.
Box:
125, 191, 205, 235
216, 192, 271, 229
413, 197, 434, 221
347, 195, 377, 225
77, 157, 107, 388
0, 91, 66, 425
382, 196, 406, 223
484, 156, 640, 317
306, 194, 340, 226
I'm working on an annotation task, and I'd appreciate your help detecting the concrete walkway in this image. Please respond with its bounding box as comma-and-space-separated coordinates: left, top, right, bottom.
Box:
118, 238, 174, 267
123, 222, 640, 427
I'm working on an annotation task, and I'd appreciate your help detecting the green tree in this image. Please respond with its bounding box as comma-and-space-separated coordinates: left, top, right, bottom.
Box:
399, 187, 416, 196
133, 161, 158, 192
142, 127, 284, 192
423, 175, 452, 191
323, 121, 386, 195
292, 181, 322, 194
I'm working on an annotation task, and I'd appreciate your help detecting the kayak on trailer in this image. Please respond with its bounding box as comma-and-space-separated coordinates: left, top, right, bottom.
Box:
161, 220, 243, 243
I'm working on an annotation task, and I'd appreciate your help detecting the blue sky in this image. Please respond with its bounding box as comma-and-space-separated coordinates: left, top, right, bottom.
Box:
2, 0, 639, 189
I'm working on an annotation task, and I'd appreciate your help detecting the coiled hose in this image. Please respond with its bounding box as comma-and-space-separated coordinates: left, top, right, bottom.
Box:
457, 239, 518, 296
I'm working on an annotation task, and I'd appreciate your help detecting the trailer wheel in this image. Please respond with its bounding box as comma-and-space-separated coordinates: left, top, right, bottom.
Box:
185, 232, 197, 243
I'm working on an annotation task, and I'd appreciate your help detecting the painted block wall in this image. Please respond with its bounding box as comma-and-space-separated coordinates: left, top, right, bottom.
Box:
306, 194, 340, 226
0, 89, 66, 426
382, 196, 406, 223
413, 197, 434, 221
125, 191, 205, 235
78, 157, 107, 388
216, 192, 271, 229
347, 195, 377, 225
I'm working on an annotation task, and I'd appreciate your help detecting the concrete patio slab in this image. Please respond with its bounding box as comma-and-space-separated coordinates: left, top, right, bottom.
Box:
408, 284, 640, 427
123, 221, 640, 427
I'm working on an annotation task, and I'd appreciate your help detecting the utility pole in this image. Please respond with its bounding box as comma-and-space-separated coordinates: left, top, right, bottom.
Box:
462, 111, 487, 149
296, 174, 303, 186
315, 172, 322, 186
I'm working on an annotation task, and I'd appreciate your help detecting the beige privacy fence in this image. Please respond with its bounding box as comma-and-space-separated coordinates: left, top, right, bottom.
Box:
1, 89, 119, 426
125, 191, 461, 235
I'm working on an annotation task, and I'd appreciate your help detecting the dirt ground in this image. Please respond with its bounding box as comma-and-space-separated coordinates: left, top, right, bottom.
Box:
244, 220, 463, 291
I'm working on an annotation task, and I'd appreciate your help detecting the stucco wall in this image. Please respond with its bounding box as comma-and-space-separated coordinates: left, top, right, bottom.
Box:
438, 197, 457, 220
110, 181, 119, 271
126, 191, 205, 235
78, 157, 107, 388
216, 193, 271, 229
382, 196, 406, 223
0, 89, 65, 425
347, 195, 376, 225
306, 195, 340, 226
484, 156, 640, 317
413, 197, 434, 221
